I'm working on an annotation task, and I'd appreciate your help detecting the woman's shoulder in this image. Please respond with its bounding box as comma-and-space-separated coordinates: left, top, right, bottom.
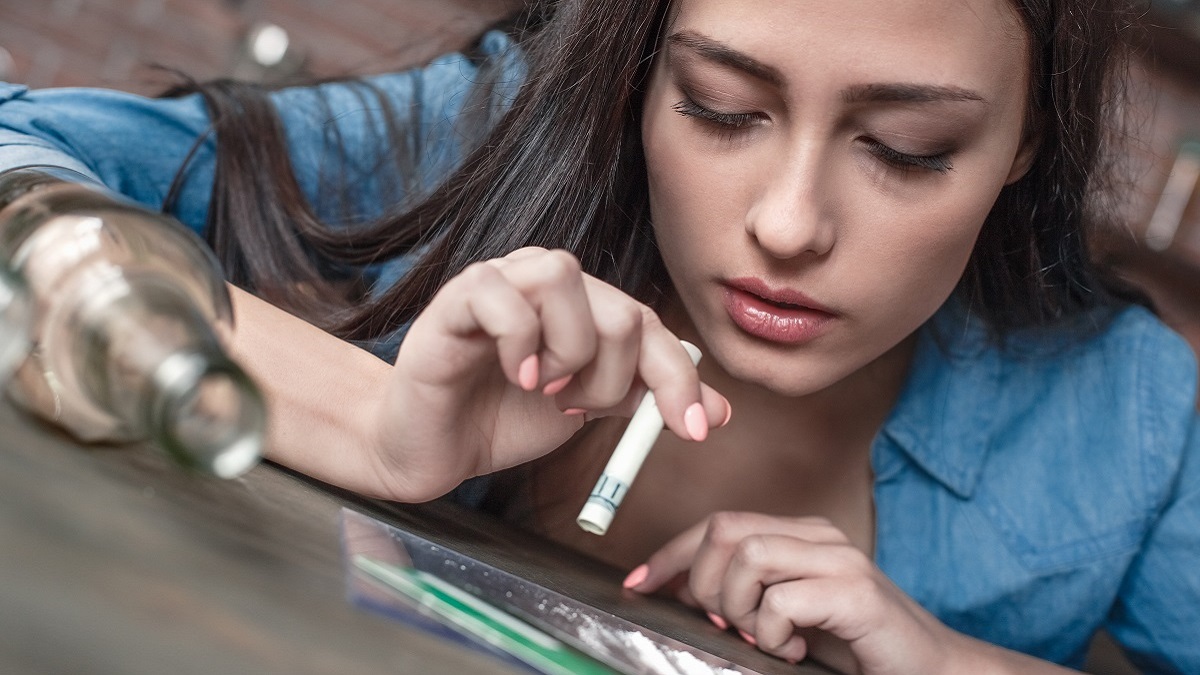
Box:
957, 304, 1196, 540
1001, 304, 1197, 417
898, 301, 1197, 510
883, 303, 1198, 579
930, 301, 1197, 411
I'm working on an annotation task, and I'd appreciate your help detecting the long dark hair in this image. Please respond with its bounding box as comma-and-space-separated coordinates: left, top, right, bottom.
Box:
169, 0, 1147, 342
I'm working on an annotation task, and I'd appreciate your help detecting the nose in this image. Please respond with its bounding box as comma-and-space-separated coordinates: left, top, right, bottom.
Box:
743, 144, 836, 260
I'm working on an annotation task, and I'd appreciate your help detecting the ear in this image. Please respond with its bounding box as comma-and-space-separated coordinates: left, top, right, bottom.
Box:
1004, 121, 1041, 185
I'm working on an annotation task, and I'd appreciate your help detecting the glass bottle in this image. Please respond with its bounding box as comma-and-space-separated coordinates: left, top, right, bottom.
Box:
0, 166, 265, 478
0, 260, 31, 387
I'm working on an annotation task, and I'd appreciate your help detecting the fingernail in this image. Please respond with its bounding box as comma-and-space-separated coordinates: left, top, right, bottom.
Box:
518, 354, 539, 391
684, 402, 708, 442
562, 408, 587, 416
738, 629, 757, 646
622, 564, 649, 589
706, 612, 728, 630
721, 400, 732, 427
542, 374, 572, 395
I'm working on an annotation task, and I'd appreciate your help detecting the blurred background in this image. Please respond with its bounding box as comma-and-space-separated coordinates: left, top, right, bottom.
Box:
0, 0, 522, 91
0, 2, 1197, 673
0, 0, 1197, 366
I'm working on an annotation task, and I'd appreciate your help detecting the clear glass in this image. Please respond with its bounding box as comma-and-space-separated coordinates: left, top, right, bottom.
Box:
0, 167, 265, 478
0, 261, 31, 386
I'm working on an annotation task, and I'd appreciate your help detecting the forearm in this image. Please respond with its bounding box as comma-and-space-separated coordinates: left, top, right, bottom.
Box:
225, 284, 396, 497
948, 633, 1081, 675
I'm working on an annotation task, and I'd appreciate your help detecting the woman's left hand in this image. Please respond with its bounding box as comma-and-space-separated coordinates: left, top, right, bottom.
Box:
624, 512, 974, 675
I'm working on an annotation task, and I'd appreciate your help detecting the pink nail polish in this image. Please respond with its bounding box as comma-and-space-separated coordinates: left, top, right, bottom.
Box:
706, 612, 728, 630
542, 374, 572, 395
622, 564, 649, 589
738, 629, 757, 646
684, 402, 708, 441
518, 354, 539, 391
562, 408, 587, 416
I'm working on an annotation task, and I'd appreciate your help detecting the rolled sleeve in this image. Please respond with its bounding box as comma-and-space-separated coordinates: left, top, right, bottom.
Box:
0, 30, 524, 241
0, 82, 216, 233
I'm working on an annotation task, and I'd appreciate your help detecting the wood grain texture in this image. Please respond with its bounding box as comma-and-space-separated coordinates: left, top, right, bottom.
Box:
0, 401, 832, 674
0, 402, 522, 675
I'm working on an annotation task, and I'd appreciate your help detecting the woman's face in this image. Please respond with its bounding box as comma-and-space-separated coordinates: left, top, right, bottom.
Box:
643, 0, 1035, 395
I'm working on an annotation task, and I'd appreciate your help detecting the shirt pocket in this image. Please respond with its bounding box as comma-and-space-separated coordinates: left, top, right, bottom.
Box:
975, 469, 1146, 574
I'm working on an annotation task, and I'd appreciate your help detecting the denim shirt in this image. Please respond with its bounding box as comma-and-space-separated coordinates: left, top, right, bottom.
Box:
3, 30, 1199, 674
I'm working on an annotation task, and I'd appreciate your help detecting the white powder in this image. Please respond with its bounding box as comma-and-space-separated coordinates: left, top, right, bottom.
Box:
555, 605, 742, 675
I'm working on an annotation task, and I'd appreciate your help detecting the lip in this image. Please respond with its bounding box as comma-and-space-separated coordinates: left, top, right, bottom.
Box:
721, 277, 836, 345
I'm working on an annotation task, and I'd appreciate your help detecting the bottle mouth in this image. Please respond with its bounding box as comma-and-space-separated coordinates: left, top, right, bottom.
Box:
150, 351, 265, 478
0, 266, 31, 385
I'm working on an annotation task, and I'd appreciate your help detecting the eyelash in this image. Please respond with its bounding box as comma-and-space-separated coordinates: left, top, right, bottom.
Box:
672, 97, 762, 132
673, 96, 954, 174
860, 138, 953, 174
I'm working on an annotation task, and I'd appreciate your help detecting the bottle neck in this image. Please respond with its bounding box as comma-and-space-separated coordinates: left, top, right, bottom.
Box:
0, 263, 30, 385
148, 349, 265, 479
76, 277, 264, 477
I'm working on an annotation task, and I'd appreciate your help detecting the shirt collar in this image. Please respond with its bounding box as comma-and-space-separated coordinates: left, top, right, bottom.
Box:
876, 301, 1003, 499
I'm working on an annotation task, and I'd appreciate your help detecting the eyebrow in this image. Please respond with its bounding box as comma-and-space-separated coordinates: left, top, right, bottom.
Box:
666, 31, 784, 87
842, 83, 987, 105
666, 30, 987, 106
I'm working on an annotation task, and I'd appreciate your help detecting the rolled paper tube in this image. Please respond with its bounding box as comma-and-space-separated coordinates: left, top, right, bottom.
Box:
576, 340, 703, 536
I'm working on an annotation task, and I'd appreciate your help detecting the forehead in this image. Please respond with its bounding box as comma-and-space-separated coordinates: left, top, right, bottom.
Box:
666, 0, 1029, 101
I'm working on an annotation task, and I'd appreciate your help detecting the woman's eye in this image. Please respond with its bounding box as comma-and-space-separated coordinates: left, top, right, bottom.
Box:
862, 138, 953, 174
673, 97, 763, 132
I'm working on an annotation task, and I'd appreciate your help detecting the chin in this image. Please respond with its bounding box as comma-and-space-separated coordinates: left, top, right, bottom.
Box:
716, 345, 843, 398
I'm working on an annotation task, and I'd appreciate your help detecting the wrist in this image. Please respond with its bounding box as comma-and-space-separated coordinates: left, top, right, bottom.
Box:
939, 632, 1079, 675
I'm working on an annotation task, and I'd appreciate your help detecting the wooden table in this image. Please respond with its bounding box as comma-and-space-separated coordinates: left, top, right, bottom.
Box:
0, 401, 829, 675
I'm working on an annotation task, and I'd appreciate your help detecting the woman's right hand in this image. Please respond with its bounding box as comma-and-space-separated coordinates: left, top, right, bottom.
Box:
369, 247, 730, 502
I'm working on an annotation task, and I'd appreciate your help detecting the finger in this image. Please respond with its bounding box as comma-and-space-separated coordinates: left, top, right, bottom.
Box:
689, 514, 851, 614
485, 250, 597, 384
554, 278, 642, 409
651, 570, 700, 607
633, 324, 719, 442
722, 535, 854, 626
768, 633, 809, 666
433, 262, 541, 387
720, 535, 791, 625
700, 382, 732, 429
494, 246, 551, 263
629, 517, 711, 592
754, 577, 880, 651
631, 512, 847, 595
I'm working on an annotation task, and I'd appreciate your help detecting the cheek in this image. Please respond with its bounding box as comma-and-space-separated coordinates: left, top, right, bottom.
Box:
643, 109, 747, 270
851, 185, 996, 330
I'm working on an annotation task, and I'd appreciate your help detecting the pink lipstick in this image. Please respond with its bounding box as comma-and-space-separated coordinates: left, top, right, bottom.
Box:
722, 277, 835, 344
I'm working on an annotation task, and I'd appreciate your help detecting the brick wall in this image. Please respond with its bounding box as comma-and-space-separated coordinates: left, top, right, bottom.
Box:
0, 0, 519, 94
1, 0, 1197, 361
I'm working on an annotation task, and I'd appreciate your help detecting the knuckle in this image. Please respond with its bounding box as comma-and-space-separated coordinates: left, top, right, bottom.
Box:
760, 584, 795, 617
833, 544, 869, 572
686, 578, 719, 611
845, 575, 882, 608
733, 535, 772, 569
458, 261, 496, 286
597, 304, 643, 341
510, 246, 548, 257
541, 249, 582, 282
638, 304, 665, 331
704, 511, 747, 548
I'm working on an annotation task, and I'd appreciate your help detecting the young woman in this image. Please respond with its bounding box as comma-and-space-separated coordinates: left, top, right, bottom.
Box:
1, 0, 1197, 672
